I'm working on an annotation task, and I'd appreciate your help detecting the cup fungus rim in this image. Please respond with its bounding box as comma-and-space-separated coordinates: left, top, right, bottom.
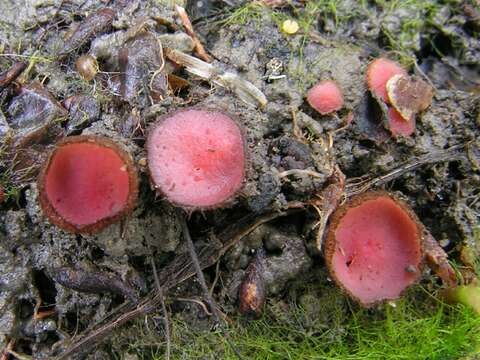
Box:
37, 135, 139, 234
324, 191, 425, 307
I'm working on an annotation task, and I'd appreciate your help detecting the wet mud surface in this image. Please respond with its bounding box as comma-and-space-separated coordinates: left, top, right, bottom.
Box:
0, 0, 479, 358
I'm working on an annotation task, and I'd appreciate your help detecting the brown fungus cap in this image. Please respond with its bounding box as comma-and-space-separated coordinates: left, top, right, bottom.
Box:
37, 135, 138, 234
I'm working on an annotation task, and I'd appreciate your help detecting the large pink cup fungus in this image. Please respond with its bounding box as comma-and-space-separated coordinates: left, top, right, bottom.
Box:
146, 109, 245, 209
324, 192, 423, 306
306, 80, 344, 115
38, 135, 138, 234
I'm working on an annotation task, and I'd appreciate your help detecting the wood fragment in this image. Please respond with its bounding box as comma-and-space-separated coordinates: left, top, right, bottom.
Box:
51, 267, 139, 302
239, 249, 266, 318
0, 340, 15, 360
308, 165, 346, 251
423, 231, 458, 287
34, 308, 56, 320
0, 62, 26, 91
174, 5, 213, 63
165, 48, 267, 107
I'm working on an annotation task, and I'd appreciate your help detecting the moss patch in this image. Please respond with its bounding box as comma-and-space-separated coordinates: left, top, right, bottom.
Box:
122, 285, 480, 360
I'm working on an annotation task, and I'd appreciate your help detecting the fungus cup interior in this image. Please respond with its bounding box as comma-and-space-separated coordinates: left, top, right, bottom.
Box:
43, 141, 131, 228
147, 109, 245, 208
328, 194, 422, 306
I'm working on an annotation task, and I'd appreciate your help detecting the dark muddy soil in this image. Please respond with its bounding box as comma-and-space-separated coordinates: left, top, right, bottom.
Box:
0, 0, 479, 359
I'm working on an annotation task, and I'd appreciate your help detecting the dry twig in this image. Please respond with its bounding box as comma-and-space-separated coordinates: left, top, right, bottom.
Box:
176, 209, 244, 360
150, 258, 171, 360
174, 5, 213, 63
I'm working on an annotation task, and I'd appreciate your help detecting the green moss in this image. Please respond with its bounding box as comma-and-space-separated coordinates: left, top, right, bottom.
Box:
216, 3, 266, 28
123, 285, 480, 360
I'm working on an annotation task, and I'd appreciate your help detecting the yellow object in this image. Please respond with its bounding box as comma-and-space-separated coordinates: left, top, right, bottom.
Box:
282, 19, 299, 35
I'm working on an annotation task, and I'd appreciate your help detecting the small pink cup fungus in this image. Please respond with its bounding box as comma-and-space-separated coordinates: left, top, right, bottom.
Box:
38, 135, 138, 234
387, 107, 416, 138
146, 109, 245, 209
324, 192, 423, 306
366, 58, 407, 103
306, 80, 344, 115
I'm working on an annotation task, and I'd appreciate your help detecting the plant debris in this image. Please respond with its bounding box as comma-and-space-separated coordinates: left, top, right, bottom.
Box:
386, 74, 434, 122
239, 248, 266, 318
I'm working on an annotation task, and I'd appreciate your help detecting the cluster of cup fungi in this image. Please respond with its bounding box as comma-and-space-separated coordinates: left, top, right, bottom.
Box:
33, 49, 478, 319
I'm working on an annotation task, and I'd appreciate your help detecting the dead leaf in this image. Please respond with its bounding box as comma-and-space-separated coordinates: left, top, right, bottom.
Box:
386, 74, 434, 121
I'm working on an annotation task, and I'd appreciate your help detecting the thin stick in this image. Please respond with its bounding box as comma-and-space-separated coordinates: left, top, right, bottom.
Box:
7, 350, 32, 360
345, 145, 467, 197
175, 208, 244, 360
278, 169, 324, 179
174, 297, 212, 315
174, 5, 213, 63
209, 260, 221, 297
150, 258, 171, 360
291, 109, 304, 140
0, 340, 15, 360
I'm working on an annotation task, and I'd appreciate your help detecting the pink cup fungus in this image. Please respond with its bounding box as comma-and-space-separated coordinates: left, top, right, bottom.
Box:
306, 80, 344, 115
366, 58, 407, 103
146, 109, 245, 209
366, 58, 419, 137
325, 192, 423, 306
387, 107, 416, 138
38, 135, 138, 234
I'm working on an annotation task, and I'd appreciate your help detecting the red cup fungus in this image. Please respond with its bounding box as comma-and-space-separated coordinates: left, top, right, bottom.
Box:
366, 58, 407, 103
387, 107, 416, 138
146, 109, 245, 209
38, 135, 138, 234
366, 58, 420, 137
325, 192, 423, 306
306, 80, 344, 115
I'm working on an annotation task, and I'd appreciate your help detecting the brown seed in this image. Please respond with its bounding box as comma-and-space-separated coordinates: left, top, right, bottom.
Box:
75, 55, 98, 81
386, 74, 434, 121
239, 249, 266, 318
